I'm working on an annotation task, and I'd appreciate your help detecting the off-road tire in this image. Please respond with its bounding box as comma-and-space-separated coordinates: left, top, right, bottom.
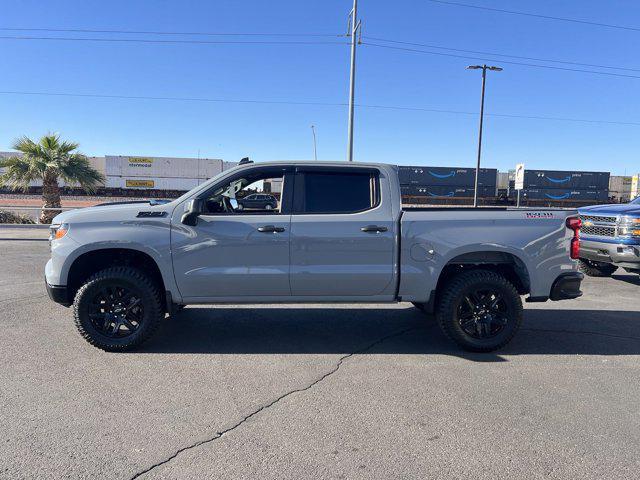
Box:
436, 270, 523, 352
73, 267, 164, 352
578, 258, 617, 277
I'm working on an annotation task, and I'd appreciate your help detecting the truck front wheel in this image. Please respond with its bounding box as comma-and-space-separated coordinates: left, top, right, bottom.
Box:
578, 258, 617, 277
73, 267, 164, 352
436, 270, 523, 352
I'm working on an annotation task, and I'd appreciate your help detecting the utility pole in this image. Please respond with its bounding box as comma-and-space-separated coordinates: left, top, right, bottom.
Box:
311, 125, 318, 161
346, 0, 361, 162
467, 64, 502, 207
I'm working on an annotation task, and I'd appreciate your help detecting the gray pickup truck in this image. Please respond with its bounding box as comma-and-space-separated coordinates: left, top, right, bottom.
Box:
45, 161, 583, 352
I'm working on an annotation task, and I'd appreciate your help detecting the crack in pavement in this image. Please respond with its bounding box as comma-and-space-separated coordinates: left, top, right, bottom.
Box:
522, 327, 640, 342
129, 326, 416, 479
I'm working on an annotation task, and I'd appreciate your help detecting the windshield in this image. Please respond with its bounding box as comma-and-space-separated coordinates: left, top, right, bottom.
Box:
170, 166, 243, 206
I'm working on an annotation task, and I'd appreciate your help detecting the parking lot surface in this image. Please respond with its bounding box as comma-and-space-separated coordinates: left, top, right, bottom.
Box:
1, 232, 639, 479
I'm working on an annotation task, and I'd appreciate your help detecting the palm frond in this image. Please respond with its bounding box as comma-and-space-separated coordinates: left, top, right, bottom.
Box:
58, 153, 105, 193
0, 155, 45, 191
2, 134, 103, 193
11, 136, 43, 157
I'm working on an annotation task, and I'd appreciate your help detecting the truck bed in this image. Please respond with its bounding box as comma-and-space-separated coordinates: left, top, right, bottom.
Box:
398, 207, 578, 302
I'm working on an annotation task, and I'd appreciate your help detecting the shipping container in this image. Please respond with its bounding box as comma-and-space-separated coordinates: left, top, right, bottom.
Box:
105, 176, 206, 191
608, 176, 633, 202
523, 170, 609, 189
401, 184, 496, 198
105, 155, 224, 179
497, 172, 510, 190
518, 188, 608, 202
398, 166, 497, 187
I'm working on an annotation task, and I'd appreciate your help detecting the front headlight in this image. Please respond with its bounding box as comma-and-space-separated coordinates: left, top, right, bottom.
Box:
618, 217, 640, 237
49, 223, 69, 241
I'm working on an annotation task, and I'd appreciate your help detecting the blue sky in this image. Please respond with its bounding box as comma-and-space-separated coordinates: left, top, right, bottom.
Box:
1, 0, 639, 174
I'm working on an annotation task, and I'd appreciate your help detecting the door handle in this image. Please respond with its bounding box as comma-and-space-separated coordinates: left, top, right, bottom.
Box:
257, 225, 285, 233
361, 225, 388, 233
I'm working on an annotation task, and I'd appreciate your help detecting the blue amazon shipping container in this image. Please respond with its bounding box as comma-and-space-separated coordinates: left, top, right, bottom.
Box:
398, 166, 497, 187
401, 184, 496, 198
524, 170, 609, 189
519, 188, 608, 202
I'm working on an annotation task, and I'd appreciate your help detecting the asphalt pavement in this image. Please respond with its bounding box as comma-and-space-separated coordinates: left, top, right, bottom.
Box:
1, 231, 639, 479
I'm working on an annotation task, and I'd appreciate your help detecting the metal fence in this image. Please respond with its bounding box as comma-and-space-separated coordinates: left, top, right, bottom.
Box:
0, 205, 80, 225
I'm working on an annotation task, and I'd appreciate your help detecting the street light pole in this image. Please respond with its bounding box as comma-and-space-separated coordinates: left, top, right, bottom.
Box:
311, 125, 318, 161
346, 0, 360, 162
467, 64, 502, 207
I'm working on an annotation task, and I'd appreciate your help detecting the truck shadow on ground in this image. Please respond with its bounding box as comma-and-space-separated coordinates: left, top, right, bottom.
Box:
140, 306, 640, 361
611, 274, 640, 286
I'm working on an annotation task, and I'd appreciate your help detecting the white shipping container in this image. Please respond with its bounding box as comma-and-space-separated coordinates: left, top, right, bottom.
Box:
105, 155, 223, 179
609, 176, 633, 202
497, 172, 510, 190
223, 161, 239, 172
105, 176, 208, 191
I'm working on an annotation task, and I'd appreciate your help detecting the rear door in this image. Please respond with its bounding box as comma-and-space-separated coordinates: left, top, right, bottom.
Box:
289, 166, 396, 297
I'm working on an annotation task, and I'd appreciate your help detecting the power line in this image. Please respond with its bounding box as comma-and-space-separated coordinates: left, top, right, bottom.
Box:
364, 36, 640, 73
0, 35, 349, 46
0, 27, 341, 37
363, 42, 640, 80
1, 89, 639, 127
425, 0, 640, 32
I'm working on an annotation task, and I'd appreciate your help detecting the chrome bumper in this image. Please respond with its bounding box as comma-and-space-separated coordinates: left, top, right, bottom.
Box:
580, 238, 640, 269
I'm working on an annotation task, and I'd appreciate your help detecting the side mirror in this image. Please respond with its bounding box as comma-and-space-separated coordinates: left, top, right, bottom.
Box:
181, 198, 204, 226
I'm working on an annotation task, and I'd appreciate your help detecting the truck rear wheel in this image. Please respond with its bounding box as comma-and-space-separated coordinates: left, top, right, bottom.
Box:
436, 270, 523, 352
578, 258, 617, 277
73, 267, 164, 352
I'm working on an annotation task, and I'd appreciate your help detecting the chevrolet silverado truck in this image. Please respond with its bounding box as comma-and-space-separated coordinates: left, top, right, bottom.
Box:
45, 161, 583, 353
577, 198, 640, 277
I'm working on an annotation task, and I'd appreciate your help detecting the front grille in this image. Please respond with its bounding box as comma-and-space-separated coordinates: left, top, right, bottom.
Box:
581, 225, 615, 237
579, 214, 617, 238
580, 214, 617, 224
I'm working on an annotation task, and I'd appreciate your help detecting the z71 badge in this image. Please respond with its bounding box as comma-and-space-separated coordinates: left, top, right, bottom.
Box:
525, 212, 555, 219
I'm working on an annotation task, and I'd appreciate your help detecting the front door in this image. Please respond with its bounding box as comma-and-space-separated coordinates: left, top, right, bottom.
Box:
172, 166, 293, 300
289, 167, 396, 297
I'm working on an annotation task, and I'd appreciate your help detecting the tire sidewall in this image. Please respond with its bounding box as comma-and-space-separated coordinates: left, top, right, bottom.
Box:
439, 273, 523, 351
578, 258, 617, 277
74, 271, 161, 350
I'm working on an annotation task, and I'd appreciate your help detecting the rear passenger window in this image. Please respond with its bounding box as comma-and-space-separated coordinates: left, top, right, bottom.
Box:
296, 171, 378, 214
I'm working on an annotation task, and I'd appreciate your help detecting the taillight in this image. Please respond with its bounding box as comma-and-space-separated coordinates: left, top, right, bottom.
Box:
566, 217, 581, 259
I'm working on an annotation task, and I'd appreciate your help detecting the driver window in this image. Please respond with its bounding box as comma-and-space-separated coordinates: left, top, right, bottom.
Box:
203, 170, 284, 214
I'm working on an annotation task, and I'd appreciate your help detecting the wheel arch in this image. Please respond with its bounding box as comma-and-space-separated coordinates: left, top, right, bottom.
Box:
422, 248, 532, 314
64, 247, 169, 307
437, 250, 531, 295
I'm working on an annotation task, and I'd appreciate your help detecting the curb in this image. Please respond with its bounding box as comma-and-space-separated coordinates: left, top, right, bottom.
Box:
0, 224, 50, 229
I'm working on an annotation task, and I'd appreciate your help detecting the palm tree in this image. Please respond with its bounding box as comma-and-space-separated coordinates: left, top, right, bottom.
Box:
0, 134, 104, 223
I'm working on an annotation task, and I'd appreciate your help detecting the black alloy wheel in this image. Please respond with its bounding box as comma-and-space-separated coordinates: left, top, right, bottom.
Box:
436, 269, 523, 352
87, 285, 144, 338
456, 289, 508, 339
73, 267, 163, 351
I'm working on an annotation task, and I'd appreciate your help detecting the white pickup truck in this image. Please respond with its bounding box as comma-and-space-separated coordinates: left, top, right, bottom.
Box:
45, 161, 583, 352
